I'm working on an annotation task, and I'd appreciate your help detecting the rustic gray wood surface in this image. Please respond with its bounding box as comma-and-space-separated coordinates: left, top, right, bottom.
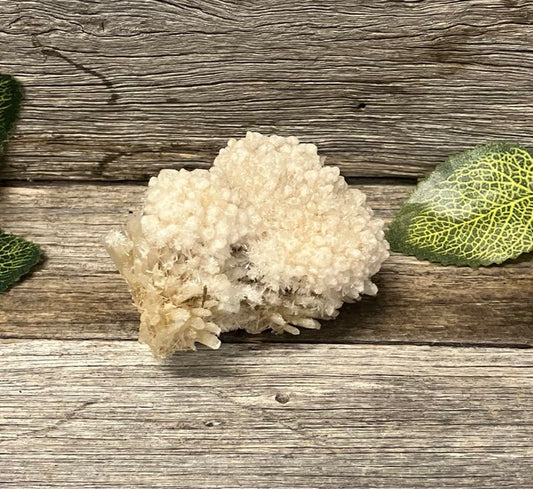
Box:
0, 1, 532, 488
2, 0, 533, 180
1, 341, 532, 489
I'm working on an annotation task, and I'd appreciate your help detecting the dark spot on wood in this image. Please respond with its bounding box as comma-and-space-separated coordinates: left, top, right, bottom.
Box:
357, 102, 367, 110
275, 392, 290, 404
384, 84, 407, 95
427, 25, 481, 70
94, 153, 122, 176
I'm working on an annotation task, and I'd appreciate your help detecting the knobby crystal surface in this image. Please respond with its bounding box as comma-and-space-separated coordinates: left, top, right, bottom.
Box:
106, 132, 389, 357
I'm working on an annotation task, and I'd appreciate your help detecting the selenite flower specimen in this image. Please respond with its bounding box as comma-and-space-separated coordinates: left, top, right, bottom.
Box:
106, 132, 389, 357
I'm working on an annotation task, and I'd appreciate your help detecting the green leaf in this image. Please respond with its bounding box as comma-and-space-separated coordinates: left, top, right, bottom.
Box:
0, 230, 42, 292
386, 143, 533, 267
0, 75, 40, 291
0, 74, 23, 152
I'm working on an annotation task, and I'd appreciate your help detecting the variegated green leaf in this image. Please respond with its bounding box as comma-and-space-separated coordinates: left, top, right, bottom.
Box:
0, 74, 22, 151
0, 74, 41, 292
0, 231, 41, 293
386, 143, 533, 267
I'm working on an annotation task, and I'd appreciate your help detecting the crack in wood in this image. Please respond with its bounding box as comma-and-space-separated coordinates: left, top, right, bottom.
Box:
1, 399, 101, 442
32, 36, 118, 105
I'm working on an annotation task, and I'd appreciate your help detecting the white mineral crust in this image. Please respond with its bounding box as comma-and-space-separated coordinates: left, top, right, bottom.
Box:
106, 132, 389, 357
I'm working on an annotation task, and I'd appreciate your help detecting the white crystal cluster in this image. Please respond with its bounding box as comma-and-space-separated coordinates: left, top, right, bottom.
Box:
106, 132, 389, 357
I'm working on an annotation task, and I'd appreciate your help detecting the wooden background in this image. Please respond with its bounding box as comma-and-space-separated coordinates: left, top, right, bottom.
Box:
0, 1, 532, 487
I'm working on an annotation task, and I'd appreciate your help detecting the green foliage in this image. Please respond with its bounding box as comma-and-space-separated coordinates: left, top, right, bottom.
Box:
0, 231, 42, 293
0, 74, 23, 151
387, 143, 533, 267
0, 74, 41, 292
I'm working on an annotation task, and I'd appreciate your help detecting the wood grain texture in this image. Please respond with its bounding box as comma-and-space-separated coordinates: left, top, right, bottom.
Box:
2, 2, 532, 487
1, 340, 531, 488
0, 183, 531, 346
1, 0, 533, 180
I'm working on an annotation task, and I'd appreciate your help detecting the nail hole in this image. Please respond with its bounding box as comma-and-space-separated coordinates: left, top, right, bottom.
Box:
357, 102, 367, 110
275, 392, 290, 404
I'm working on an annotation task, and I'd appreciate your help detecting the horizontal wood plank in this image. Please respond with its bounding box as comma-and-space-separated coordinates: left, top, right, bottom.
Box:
0, 183, 531, 346
0, 340, 531, 488
1, 0, 533, 180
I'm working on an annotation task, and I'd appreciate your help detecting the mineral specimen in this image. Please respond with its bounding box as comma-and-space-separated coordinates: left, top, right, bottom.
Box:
106, 132, 389, 357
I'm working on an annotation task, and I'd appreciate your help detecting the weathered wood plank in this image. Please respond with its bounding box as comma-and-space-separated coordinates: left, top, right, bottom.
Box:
0, 340, 531, 488
0, 183, 531, 345
1, 0, 533, 180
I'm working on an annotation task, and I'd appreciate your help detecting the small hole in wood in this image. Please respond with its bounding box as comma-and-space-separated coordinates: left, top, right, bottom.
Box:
275, 392, 290, 404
